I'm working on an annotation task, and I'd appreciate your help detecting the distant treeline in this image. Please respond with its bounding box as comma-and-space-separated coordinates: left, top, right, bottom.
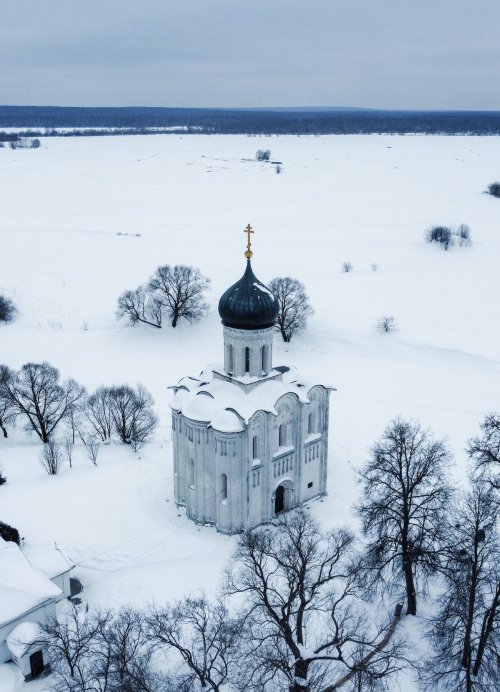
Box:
1, 105, 500, 135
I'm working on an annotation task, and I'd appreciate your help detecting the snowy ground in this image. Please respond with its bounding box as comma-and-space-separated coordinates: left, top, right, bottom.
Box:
0, 133, 499, 690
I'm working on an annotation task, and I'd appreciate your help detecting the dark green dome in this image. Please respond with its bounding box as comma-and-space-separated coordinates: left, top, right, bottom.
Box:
218, 261, 279, 330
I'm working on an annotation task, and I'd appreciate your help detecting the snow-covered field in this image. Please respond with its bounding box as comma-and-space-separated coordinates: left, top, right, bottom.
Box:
1, 133, 499, 690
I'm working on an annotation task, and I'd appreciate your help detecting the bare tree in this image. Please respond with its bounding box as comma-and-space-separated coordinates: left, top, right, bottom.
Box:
39, 604, 166, 692
342, 261, 353, 273
467, 413, 500, 491
98, 608, 166, 692
268, 277, 313, 342
424, 485, 500, 691
82, 387, 115, 442
80, 433, 100, 466
148, 265, 210, 328
357, 418, 451, 615
0, 364, 16, 438
39, 439, 64, 475
108, 385, 158, 446
1, 362, 85, 443
38, 603, 113, 691
63, 436, 74, 468
116, 285, 162, 329
227, 508, 404, 692
375, 316, 397, 334
147, 595, 241, 691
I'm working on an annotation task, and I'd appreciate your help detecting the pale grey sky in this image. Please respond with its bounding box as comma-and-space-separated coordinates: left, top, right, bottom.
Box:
1, 0, 500, 109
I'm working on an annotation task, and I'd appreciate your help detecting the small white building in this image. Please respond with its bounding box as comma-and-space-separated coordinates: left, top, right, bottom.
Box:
0, 537, 75, 680
171, 234, 333, 534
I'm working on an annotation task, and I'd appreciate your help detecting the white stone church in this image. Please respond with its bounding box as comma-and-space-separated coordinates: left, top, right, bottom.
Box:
170, 228, 332, 534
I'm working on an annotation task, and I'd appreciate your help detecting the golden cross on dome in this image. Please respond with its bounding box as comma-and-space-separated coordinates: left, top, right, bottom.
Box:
244, 223, 254, 259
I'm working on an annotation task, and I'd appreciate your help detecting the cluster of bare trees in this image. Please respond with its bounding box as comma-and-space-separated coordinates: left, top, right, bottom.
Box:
31, 413, 499, 690
117, 264, 210, 329
0, 362, 158, 473
40, 510, 406, 692
357, 416, 499, 691
116, 263, 315, 343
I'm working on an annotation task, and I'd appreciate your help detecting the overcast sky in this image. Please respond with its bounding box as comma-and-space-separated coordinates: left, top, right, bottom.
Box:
2, 1, 500, 109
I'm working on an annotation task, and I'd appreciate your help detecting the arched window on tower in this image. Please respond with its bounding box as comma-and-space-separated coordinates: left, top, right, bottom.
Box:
261, 345, 267, 375
228, 345, 234, 375
252, 435, 258, 459
245, 347, 250, 374
189, 458, 195, 488
221, 473, 228, 500
279, 423, 287, 447
308, 412, 314, 434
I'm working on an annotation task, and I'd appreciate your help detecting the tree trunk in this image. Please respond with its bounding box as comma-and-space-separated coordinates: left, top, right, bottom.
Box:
290, 659, 309, 692
172, 308, 179, 328
0, 420, 7, 438
402, 547, 417, 615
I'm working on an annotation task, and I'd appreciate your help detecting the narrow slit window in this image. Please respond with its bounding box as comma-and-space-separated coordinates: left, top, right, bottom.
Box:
308, 413, 314, 434
261, 345, 267, 374
221, 473, 228, 500
228, 345, 234, 375
279, 423, 286, 446
189, 458, 195, 488
253, 435, 258, 459
245, 347, 250, 373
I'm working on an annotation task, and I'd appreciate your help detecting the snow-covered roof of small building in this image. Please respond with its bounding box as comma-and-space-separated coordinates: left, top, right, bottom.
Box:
23, 543, 74, 580
170, 365, 331, 433
0, 537, 61, 627
6, 621, 42, 659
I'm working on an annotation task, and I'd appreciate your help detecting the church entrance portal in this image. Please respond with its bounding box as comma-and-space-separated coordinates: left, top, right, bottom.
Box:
275, 485, 285, 514
29, 650, 44, 678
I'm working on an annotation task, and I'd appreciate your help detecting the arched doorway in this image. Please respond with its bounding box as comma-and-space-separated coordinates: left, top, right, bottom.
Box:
274, 484, 285, 514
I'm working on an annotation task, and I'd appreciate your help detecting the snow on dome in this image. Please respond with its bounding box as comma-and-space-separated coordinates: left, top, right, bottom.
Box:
170, 365, 327, 432
6, 621, 42, 659
0, 537, 61, 627
210, 409, 245, 433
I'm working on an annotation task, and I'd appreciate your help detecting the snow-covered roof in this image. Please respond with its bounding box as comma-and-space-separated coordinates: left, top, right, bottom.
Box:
23, 543, 74, 580
0, 538, 61, 627
6, 621, 43, 659
170, 365, 330, 433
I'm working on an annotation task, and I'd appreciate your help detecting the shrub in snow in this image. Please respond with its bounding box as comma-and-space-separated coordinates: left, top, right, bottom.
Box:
342, 261, 353, 272
117, 264, 210, 329
375, 315, 397, 334
31, 138, 41, 149
371, 263, 379, 272
486, 181, 500, 197
268, 276, 313, 343
0, 521, 20, 544
39, 439, 64, 475
425, 225, 454, 250
0, 472, 6, 486
81, 434, 100, 466
454, 223, 472, 247
0, 294, 16, 323
255, 149, 271, 161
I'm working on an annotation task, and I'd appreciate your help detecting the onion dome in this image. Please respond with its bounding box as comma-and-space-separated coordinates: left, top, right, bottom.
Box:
218, 260, 279, 330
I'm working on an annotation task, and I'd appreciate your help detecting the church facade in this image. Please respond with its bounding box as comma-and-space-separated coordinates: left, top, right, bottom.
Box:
170, 228, 332, 534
